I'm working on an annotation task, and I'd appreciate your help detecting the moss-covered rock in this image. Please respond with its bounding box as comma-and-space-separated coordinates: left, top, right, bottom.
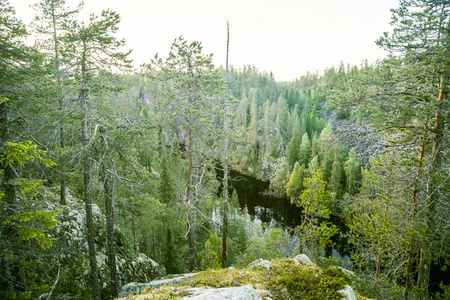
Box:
120, 255, 362, 300
42, 187, 166, 297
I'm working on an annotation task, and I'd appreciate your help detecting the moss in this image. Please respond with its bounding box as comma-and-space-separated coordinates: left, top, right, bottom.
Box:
127, 258, 354, 300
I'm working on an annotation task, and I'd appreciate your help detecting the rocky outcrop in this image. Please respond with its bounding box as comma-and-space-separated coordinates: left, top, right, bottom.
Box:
293, 254, 318, 268
119, 273, 199, 298
43, 187, 165, 295
119, 254, 360, 300
324, 110, 385, 165
181, 284, 262, 300
338, 285, 358, 300
248, 258, 271, 271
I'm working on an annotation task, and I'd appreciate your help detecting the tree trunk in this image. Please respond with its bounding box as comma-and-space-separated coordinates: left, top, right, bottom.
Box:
186, 124, 196, 271
405, 116, 428, 299
80, 44, 101, 300
417, 73, 447, 294
50, 0, 67, 206
101, 126, 118, 298
221, 21, 230, 269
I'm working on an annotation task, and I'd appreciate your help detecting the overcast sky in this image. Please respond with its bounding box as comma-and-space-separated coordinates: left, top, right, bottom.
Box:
13, 0, 399, 82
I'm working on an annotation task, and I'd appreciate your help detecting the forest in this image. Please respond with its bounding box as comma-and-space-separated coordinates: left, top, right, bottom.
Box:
0, 0, 449, 299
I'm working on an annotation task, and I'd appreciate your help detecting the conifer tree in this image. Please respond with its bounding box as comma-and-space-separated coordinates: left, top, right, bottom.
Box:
330, 0, 450, 295
286, 161, 305, 205
65, 10, 131, 299
298, 133, 311, 168
151, 37, 223, 271
32, 0, 82, 205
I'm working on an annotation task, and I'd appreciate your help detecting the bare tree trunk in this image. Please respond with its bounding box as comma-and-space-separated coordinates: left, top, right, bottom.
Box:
80, 43, 101, 300
221, 21, 230, 269
186, 124, 196, 271
100, 126, 118, 297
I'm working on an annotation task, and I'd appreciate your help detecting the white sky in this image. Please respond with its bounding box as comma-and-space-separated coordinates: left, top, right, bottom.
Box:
12, 0, 398, 82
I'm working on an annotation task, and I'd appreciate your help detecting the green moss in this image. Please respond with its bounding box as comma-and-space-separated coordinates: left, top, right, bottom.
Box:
127, 258, 354, 300
278, 265, 350, 300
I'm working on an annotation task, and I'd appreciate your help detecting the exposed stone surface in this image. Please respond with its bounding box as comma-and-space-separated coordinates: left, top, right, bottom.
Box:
119, 273, 199, 298
248, 258, 271, 271
323, 110, 385, 166
293, 254, 318, 268
338, 285, 357, 300
181, 284, 262, 300
44, 187, 166, 295
338, 266, 355, 277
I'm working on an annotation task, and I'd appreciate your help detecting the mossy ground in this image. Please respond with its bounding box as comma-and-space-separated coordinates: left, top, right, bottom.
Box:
122, 258, 354, 300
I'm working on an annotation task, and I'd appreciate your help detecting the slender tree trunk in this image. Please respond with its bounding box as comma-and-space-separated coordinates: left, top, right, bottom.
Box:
405, 116, 428, 299
186, 123, 196, 271
49, 1, 67, 206
417, 73, 447, 293
221, 21, 230, 269
80, 43, 101, 300
100, 126, 118, 298
131, 197, 136, 247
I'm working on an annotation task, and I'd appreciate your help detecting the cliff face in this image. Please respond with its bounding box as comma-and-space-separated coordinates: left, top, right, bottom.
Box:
324, 110, 385, 166
43, 187, 166, 297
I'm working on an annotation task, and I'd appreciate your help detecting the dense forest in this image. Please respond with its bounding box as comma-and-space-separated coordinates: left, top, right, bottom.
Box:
0, 0, 449, 299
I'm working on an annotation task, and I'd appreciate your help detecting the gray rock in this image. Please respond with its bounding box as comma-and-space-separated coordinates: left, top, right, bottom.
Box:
181, 284, 262, 300
119, 273, 199, 298
248, 258, 271, 271
293, 254, 318, 268
338, 285, 357, 300
338, 266, 355, 277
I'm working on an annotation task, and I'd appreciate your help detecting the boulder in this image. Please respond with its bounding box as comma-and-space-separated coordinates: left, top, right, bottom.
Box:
181, 284, 262, 300
248, 258, 271, 271
338, 285, 357, 300
119, 273, 199, 298
293, 254, 318, 268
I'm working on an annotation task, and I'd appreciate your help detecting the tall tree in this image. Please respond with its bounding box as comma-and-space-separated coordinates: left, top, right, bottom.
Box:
65, 10, 131, 299
32, 0, 82, 205
221, 21, 230, 268
330, 0, 450, 296
151, 37, 223, 271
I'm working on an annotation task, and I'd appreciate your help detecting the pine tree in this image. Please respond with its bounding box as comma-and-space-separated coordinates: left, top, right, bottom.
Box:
330, 1, 450, 295
286, 161, 305, 205
298, 133, 311, 168
65, 10, 131, 299
344, 149, 361, 196
151, 37, 223, 271
32, 0, 82, 205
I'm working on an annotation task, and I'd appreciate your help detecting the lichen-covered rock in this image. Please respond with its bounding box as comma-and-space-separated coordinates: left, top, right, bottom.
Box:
119, 273, 199, 298
293, 254, 318, 268
338, 266, 355, 277
43, 187, 166, 296
120, 253, 166, 284
181, 284, 262, 300
338, 285, 357, 300
248, 258, 271, 271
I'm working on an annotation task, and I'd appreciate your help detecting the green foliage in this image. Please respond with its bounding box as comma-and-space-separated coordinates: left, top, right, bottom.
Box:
5, 210, 60, 249
286, 161, 305, 204
199, 234, 221, 270
279, 266, 350, 300
2, 141, 56, 168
